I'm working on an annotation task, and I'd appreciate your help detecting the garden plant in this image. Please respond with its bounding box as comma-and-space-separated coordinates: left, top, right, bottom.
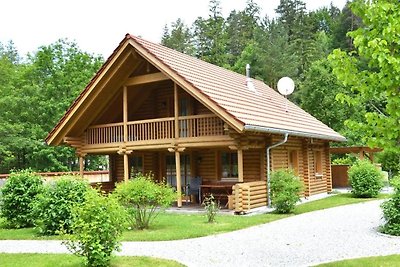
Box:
348, 160, 384, 198
202, 194, 220, 223
113, 173, 176, 230
380, 176, 400, 236
64, 188, 126, 267
270, 169, 302, 213
33, 176, 89, 235
0, 170, 43, 228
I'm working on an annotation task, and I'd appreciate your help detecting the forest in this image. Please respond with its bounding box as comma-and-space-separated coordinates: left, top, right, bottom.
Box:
0, 0, 399, 174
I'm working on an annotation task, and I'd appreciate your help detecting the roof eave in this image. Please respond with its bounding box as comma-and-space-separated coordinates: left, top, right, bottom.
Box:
243, 124, 347, 142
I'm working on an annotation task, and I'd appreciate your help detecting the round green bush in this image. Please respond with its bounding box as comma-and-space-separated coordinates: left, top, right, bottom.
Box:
0, 170, 44, 228
113, 173, 176, 230
33, 176, 90, 235
380, 176, 400, 235
348, 160, 384, 198
64, 188, 126, 267
270, 169, 303, 214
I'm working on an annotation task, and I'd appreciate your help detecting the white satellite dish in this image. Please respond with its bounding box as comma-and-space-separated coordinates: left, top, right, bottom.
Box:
277, 77, 295, 96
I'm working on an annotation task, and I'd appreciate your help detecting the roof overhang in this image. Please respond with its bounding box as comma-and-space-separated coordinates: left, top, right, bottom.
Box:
243, 124, 347, 142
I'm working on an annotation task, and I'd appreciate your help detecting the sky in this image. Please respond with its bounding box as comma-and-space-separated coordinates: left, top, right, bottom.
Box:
0, 0, 347, 59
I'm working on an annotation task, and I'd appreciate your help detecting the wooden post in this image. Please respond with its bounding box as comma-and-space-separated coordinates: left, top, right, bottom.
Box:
174, 83, 179, 139
79, 155, 84, 178
359, 149, 364, 160
123, 153, 129, 182
123, 86, 128, 143
238, 148, 244, 182
175, 150, 182, 207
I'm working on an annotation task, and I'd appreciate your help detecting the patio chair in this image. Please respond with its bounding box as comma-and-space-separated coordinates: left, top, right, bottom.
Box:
188, 176, 202, 204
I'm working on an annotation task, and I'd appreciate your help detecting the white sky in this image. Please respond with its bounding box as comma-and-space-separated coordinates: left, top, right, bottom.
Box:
0, 0, 346, 58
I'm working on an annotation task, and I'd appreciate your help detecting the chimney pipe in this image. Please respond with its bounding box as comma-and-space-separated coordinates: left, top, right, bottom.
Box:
246, 64, 250, 78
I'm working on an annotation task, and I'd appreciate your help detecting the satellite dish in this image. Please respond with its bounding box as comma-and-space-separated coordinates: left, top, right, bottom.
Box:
277, 77, 295, 96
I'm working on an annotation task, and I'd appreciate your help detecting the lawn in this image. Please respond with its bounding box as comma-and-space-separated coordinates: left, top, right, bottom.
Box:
0, 253, 183, 267
316, 254, 400, 267
0, 193, 388, 241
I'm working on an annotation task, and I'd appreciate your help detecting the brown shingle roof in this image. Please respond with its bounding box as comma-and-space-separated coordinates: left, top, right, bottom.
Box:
46, 34, 345, 144
129, 35, 345, 141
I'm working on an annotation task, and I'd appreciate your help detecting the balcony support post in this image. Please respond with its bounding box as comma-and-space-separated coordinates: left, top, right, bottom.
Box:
238, 148, 244, 182
175, 150, 182, 207
174, 83, 179, 139
123, 86, 128, 143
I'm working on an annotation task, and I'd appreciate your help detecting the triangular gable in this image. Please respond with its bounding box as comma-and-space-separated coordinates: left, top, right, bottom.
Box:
46, 35, 244, 145
46, 34, 345, 145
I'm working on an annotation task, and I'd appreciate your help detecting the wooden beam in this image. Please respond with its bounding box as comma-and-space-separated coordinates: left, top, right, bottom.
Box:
123, 86, 128, 143
79, 156, 84, 177
238, 148, 244, 182
174, 83, 179, 139
124, 153, 129, 182
125, 72, 168, 86
175, 150, 182, 207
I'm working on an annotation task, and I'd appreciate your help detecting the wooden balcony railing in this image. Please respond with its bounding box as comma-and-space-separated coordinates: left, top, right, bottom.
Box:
85, 114, 225, 145
127, 117, 174, 141
86, 122, 124, 145
178, 114, 224, 138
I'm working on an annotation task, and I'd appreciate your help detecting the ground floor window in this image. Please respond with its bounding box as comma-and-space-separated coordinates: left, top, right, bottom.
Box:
221, 152, 238, 180
288, 150, 299, 175
130, 155, 143, 177
314, 150, 323, 177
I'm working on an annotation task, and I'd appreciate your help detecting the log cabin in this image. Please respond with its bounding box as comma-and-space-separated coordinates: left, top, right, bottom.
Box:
45, 34, 345, 209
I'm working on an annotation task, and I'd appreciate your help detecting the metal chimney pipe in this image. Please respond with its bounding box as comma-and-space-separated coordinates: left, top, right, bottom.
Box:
246, 64, 250, 78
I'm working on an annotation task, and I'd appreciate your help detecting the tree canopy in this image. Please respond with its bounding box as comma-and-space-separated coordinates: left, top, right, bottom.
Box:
329, 0, 400, 153
0, 40, 103, 173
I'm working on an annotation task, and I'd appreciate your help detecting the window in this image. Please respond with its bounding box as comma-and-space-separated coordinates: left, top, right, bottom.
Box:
130, 155, 143, 178
221, 152, 238, 180
314, 150, 323, 177
288, 150, 299, 175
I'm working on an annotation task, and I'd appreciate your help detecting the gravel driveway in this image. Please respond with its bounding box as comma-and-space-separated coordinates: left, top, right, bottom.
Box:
1, 200, 400, 266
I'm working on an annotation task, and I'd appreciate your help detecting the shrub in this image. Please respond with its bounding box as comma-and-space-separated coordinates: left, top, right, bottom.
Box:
348, 160, 384, 198
380, 176, 400, 235
113, 173, 176, 230
64, 188, 126, 267
33, 176, 89, 235
270, 169, 302, 214
0, 170, 44, 228
202, 194, 220, 223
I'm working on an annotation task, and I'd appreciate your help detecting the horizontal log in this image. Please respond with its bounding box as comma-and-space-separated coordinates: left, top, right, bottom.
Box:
125, 72, 169, 86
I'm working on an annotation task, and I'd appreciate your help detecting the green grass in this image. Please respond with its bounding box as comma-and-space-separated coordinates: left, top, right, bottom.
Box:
316, 254, 400, 267
0, 193, 389, 241
0, 253, 184, 267
293, 193, 389, 215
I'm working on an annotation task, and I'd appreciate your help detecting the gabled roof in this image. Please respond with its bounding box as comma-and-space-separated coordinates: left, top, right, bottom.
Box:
46, 34, 346, 145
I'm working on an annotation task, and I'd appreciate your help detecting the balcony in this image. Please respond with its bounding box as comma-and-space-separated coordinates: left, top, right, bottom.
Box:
85, 114, 225, 145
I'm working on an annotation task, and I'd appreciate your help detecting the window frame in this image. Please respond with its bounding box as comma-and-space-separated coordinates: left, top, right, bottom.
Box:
314, 150, 323, 178
220, 151, 238, 181
129, 154, 144, 178
288, 149, 299, 175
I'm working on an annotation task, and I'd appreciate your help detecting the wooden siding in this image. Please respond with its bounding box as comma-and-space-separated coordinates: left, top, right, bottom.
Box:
113, 154, 124, 182
243, 149, 263, 182
269, 135, 331, 197
197, 150, 217, 183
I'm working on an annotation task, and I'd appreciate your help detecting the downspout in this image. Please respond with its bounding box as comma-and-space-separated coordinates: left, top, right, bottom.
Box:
266, 133, 289, 207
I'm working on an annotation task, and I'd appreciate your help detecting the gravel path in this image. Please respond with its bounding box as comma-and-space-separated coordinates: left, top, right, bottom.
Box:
1, 200, 400, 266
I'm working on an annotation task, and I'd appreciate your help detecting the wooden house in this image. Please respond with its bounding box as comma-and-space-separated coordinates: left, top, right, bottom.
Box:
46, 34, 345, 208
